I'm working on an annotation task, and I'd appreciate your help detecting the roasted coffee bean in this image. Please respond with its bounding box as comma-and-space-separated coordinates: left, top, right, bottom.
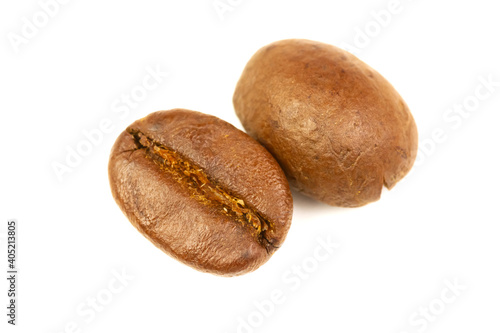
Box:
233, 39, 418, 207
108, 109, 293, 276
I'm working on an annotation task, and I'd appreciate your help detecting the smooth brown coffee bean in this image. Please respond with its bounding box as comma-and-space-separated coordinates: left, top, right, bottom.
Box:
233, 39, 418, 207
108, 109, 293, 276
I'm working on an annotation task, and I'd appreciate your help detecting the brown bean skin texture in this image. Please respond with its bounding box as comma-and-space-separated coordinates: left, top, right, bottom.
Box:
108, 109, 293, 276
233, 39, 418, 207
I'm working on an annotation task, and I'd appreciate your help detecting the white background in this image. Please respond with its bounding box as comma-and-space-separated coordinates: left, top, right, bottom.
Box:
1, 0, 500, 332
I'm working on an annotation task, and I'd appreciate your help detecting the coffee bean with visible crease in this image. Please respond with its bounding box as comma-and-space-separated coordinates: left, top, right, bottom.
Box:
108, 109, 293, 276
